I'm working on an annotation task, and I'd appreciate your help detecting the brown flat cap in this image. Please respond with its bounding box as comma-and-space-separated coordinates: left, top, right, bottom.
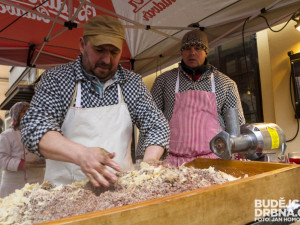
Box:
84, 15, 125, 50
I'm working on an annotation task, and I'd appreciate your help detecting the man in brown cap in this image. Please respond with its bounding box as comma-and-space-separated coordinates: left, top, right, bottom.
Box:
81, 15, 125, 82
151, 29, 245, 167
21, 15, 170, 187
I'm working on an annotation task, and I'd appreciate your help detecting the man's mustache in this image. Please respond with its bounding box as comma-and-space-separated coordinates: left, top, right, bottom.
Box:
95, 63, 112, 69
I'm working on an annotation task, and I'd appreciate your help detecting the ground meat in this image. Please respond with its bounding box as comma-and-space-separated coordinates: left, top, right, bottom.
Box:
0, 162, 239, 225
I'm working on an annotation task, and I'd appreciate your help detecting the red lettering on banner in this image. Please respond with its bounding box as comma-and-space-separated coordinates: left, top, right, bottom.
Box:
0, 0, 96, 24
132, 0, 176, 21
128, 0, 152, 13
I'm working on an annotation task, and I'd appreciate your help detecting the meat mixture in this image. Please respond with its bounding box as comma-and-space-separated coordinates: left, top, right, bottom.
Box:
0, 162, 239, 225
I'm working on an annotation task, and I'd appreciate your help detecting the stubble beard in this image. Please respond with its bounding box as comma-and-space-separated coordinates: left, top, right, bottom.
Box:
82, 56, 117, 82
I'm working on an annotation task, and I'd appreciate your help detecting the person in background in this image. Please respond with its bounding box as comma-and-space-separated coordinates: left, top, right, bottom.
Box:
0, 102, 45, 198
21, 15, 169, 187
151, 29, 245, 167
0, 118, 4, 134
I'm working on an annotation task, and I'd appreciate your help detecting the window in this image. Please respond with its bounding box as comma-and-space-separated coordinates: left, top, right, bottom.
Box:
207, 34, 263, 123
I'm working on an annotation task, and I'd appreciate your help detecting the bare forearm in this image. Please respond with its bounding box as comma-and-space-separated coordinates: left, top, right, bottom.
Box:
143, 145, 164, 162
39, 131, 84, 164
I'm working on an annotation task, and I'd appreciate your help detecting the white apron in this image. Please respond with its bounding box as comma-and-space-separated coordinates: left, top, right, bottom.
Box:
44, 82, 134, 186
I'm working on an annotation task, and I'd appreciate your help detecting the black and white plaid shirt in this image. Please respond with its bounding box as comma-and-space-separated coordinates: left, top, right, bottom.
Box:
21, 55, 170, 158
151, 63, 245, 129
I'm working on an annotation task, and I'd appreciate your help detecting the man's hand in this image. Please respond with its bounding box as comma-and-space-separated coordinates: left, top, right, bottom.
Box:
143, 145, 164, 162
39, 131, 122, 188
76, 147, 121, 187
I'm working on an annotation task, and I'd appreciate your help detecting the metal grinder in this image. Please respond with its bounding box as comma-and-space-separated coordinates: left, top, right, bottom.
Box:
210, 108, 286, 161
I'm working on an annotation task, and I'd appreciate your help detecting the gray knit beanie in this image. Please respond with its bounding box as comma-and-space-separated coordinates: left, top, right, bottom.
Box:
181, 29, 209, 54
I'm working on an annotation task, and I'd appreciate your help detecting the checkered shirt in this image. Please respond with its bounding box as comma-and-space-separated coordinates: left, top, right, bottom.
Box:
151, 63, 245, 129
21, 55, 170, 159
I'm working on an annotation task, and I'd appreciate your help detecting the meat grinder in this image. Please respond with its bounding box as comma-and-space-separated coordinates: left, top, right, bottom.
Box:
210, 108, 286, 161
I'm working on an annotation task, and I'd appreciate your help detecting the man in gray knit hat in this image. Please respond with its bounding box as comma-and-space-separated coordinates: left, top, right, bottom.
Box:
151, 29, 245, 167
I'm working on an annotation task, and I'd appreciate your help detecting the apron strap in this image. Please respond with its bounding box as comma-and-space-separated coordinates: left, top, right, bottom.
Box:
70, 82, 79, 108
118, 84, 125, 103
72, 81, 124, 108
75, 82, 82, 107
211, 74, 215, 93
176, 69, 215, 93
175, 69, 180, 93
103, 79, 124, 103
70, 81, 82, 108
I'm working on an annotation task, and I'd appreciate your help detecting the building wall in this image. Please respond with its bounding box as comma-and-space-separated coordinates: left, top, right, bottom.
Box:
142, 63, 179, 90
0, 66, 9, 125
257, 22, 300, 155
0, 66, 9, 182
9, 67, 26, 87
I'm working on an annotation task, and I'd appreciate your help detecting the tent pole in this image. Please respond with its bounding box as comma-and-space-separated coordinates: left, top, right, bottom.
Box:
209, 0, 283, 46
130, 58, 135, 71
27, 44, 36, 67
32, 0, 68, 67
82, 0, 179, 41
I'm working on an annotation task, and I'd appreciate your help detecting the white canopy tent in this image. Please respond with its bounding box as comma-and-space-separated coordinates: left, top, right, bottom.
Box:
0, 0, 299, 76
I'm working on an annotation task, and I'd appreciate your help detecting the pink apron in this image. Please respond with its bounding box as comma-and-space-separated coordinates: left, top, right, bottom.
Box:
165, 71, 222, 167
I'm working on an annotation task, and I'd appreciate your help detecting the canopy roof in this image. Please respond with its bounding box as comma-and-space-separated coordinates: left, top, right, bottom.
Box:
0, 0, 299, 76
